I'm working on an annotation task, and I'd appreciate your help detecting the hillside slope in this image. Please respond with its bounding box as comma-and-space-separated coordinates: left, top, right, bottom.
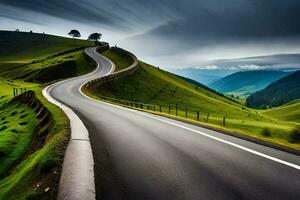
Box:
210, 70, 290, 97
246, 70, 300, 108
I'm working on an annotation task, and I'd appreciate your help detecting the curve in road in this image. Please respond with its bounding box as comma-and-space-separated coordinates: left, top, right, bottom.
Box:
48, 47, 300, 200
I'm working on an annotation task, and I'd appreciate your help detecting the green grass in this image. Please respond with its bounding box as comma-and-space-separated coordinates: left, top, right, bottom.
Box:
87, 60, 300, 150
0, 102, 38, 178
0, 87, 70, 200
0, 31, 96, 199
100, 48, 133, 72
263, 99, 300, 123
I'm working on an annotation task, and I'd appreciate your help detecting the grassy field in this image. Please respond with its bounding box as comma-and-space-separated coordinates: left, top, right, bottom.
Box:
88, 59, 300, 150
100, 48, 133, 72
0, 31, 95, 199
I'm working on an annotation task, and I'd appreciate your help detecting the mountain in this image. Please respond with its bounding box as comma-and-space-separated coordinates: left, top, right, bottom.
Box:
246, 70, 300, 108
209, 70, 291, 97
172, 69, 232, 85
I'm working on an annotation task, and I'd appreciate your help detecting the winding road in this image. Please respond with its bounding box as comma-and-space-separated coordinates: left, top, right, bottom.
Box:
48, 47, 300, 200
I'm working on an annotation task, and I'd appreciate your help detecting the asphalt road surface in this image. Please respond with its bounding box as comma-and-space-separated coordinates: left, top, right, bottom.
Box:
49, 47, 300, 200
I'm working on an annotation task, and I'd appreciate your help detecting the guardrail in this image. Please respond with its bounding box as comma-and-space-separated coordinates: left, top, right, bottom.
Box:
83, 47, 139, 90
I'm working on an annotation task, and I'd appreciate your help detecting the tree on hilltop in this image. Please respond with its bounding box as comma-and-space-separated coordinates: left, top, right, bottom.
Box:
68, 30, 81, 38
88, 33, 102, 45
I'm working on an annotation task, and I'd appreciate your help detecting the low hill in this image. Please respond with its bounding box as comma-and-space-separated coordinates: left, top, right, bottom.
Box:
246, 70, 300, 108
209, 70, 290, 97
0, 30, 92, 63
0, 31, 95, 84
263, 99, 300, 123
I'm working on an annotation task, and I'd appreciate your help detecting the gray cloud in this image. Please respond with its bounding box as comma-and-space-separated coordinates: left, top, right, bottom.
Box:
193, 54, 300, 71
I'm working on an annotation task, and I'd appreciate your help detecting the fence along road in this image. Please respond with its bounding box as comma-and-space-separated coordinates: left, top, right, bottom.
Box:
49, 46, 300, 200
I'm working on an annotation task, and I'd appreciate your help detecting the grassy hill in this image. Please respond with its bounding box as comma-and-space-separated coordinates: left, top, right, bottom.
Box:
86, 52, 300, 150
209, 70, 290, 97
0, 31, 95, 200
263, 99, 300, 123
0, 31, 91, 63
100, 48, 133, 72
246, 70, 300, 108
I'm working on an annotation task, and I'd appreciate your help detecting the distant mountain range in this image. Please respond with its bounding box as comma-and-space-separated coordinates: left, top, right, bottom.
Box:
172, 69, 232, 85
209, 70, 291, 97
246, 70, 300, 108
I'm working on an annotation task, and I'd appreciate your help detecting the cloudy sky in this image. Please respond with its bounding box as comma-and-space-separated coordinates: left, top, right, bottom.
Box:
1, 0, 300, 70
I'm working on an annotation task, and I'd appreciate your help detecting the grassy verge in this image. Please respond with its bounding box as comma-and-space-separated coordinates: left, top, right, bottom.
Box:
84, 59, 300, 151
100, 48, 133, 72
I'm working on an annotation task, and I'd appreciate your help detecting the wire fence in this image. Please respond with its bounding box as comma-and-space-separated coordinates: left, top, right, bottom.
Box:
97, 95, 228, 127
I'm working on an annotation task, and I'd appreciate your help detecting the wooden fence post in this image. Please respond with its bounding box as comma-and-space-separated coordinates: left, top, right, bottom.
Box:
197, 111, 199, 121
176, 104, 178, 116
185, 107, 187, 118
223, 117, 226, 126
207, 113, 210, 121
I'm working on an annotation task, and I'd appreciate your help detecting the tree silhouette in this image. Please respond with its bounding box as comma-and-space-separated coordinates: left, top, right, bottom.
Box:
68, 30, 81, 38
88, 33, 102, 45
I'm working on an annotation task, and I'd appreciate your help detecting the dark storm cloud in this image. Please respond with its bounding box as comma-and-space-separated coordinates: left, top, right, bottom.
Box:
0, 13, 43, 25
1, 0, 300, 68
2, 0, 300, 42
0, 0, 123, 27
127, 0, 300, 47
